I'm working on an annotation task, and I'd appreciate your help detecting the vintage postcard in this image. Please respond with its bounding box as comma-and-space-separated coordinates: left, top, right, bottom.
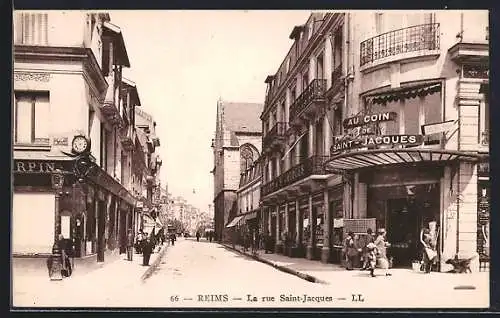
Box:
11, 10, 490, 309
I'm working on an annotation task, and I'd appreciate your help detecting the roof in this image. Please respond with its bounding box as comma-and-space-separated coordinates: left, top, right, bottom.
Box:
222, 101, 263, 134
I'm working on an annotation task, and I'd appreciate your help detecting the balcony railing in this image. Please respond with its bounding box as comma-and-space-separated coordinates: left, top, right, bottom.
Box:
289, 79, 327, 123
261, 155, 329, 197
263, 122, 288, 149
360, 23, 440, 67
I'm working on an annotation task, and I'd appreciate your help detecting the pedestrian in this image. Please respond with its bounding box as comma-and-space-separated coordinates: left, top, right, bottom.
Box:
366, 242, 378, 277
344, 231, 358, 270
142, 237, 154, 266
209, 231, 213, 242
196, 231, 200, 242
126, 229, 134, 261
58, 234, 73, 277
170, 233, 176, 246
374, 228, 392, 276
420, 227, 437, 273
135, 229, 144, 254
361, 228, 375, 270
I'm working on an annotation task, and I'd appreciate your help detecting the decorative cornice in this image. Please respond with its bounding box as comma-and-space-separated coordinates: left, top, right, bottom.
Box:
14, 72, 50, 82
14, 45, 108, 99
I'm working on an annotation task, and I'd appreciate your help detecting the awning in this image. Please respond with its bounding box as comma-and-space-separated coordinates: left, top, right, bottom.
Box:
226, 216, 244, 228
243, 211, 258, 222
326, 148, 487, 172
365, 83, 441, 105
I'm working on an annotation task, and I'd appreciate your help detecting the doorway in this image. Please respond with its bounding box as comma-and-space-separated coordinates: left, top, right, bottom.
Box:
97, 200, 106, 262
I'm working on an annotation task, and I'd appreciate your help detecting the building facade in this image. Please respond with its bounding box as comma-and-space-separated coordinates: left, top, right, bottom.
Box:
227, 158, 263, 244
259, 11, 489, 271
12, 12, 164, 266
211, 99, 263, 242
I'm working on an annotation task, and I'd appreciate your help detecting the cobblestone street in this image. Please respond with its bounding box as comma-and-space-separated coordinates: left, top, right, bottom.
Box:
13, 238, 489, 308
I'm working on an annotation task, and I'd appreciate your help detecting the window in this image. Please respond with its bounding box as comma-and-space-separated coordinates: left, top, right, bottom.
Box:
14, 12, 48, 45
240, 144, 256, 174
100, 123, 107, 168
333, 30, 343, 69
307, 22, 313, 40
286, 58, 291, 73
14, 92, 50, 145
333, 104, 343, 136
375, 13, 384, 34
480, 84, 489, 146
365, 83, 443, 145
316, 53, 324, 80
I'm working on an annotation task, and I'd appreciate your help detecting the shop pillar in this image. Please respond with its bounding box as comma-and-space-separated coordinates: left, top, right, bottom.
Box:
275, 205, 281, 253
306, 195, 316, 260
321, 189, 331, 263
295, 199, 303, 246
48, 169, 65, 281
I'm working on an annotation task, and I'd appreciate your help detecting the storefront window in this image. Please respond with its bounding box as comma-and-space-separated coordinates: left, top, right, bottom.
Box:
365, 83, 443, 145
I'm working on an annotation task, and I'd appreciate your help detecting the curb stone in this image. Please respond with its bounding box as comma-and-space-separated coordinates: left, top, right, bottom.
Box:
140, 244, 169, 282
220, 243, 329, 285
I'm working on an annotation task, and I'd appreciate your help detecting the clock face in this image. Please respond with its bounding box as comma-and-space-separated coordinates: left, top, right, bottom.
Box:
72, 136, 89, 153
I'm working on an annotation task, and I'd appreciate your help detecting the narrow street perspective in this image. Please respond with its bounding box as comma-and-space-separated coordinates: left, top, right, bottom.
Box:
11, 9, 491, 311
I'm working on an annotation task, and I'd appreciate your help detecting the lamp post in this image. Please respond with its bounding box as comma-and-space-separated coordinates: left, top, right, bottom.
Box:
48, 169, 65, 281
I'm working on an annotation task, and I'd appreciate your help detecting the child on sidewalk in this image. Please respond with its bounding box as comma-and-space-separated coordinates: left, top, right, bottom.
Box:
366, 242, 377, 277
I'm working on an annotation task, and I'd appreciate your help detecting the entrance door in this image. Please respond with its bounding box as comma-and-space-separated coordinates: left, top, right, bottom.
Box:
387, 198, 419, 267
97, 201, 106, 262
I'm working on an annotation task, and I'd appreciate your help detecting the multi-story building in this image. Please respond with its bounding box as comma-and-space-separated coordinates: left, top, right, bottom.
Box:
211, 99, 263, 242
134, 108, 162, 230
227, 158, 262, 241
12, 12, 143, 265
259, 11, 489, 271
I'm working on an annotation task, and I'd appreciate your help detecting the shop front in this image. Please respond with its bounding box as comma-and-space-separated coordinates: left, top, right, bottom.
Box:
13, 156, 137, 264
327, 107, 486, 271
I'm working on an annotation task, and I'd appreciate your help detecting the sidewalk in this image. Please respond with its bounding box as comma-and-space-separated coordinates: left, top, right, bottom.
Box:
12, 243, 168, 307
221, 243, 490, 288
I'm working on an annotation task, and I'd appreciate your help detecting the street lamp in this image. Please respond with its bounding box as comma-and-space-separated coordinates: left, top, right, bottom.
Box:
48, 169, 65, 281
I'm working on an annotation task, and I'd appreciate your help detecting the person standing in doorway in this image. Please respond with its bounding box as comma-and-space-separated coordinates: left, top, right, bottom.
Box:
374, 228, 392, 276
126, 229, 134, 261
420, 227, 437, 273
344, 231, 358, 270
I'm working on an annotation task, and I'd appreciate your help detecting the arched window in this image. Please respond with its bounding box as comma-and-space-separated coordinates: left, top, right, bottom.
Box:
240, 143, 259, 174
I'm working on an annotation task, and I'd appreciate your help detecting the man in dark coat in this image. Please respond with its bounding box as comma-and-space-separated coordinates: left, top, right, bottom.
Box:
142, 237, 154, 266
126, 229, 134, 261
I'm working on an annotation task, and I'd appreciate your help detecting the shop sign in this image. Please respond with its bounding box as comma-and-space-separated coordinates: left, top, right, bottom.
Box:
421, 120, 455, 136
331, 134, 423, 153
343, 111, 397, 129
13, 159, 72, 174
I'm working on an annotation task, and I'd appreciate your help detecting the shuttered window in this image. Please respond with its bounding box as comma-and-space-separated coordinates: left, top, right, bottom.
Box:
13, 12, 48, 45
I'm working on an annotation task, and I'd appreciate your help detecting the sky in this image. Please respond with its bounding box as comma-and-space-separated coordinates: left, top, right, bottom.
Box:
110, 10, 311, 213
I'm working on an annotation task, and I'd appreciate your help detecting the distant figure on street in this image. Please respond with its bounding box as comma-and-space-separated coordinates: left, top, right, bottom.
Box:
209, 231, 213, 242
58, 234, 73, 277
135, 229, 144, 254
170, 233, 176, 246
126, 229, 134, 261
374, 228, 392, 276
142, 237, 154, 266
196, 231, 201, 242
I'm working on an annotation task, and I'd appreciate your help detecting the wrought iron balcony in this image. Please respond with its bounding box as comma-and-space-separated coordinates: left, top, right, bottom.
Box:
360, 23, 440, 67
289, 79, 327, 124
263, 122, 288, 152
261, 155, 329, 197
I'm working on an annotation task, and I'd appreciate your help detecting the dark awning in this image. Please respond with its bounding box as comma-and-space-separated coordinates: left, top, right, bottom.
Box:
242, 211, 258, 222
326, 148, 487, 172
365, 83, 441, 105
226, 216, 244, 228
